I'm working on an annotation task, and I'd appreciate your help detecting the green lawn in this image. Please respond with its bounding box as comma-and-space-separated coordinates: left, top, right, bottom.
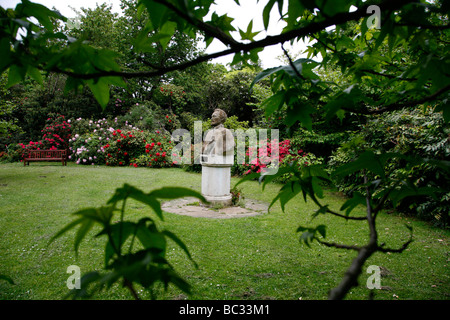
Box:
0, 162, 448, 300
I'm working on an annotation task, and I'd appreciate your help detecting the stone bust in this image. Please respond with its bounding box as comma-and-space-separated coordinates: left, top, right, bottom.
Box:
202, 108, 235, 156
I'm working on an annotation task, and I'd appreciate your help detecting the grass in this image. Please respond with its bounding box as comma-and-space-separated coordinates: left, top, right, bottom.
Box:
0, 162, 448, 300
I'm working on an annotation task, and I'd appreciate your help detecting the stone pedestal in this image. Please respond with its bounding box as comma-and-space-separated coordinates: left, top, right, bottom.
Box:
201, 154, 233, 207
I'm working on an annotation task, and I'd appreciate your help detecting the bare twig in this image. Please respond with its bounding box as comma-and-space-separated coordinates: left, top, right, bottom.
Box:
281, 44, 305, 80
377, 238, 413, 253
316, 239, 361, 251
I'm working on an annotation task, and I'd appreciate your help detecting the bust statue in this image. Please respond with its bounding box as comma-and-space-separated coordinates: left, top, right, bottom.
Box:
200, 108, 235, 206
202, 108, 235, 157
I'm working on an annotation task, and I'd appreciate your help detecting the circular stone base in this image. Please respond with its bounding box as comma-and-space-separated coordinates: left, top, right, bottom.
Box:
203, 194, 232, 207
161, 197, 269, 219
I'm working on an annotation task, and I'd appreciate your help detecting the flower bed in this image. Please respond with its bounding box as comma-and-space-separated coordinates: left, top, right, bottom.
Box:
69, 118, 175, 167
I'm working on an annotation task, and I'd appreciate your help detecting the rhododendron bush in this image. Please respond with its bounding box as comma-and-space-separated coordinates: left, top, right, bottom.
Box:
69, 117, 175, 168
17, 114, 71, 160
236, 139, 323, 182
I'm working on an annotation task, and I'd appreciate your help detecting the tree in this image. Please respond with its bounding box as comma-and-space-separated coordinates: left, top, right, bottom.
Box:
1, 0, 449, 300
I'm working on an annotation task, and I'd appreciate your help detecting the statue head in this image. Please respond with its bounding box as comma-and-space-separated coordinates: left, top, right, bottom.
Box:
211, 108, 227, 126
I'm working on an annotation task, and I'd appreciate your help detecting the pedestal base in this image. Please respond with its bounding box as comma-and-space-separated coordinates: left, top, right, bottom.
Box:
201, 164, 232, 207
203, 194, 232, 207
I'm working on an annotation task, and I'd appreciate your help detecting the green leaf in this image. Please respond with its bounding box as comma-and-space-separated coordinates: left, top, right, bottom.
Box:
287, 0, 304, 26
435, 99, 449, 122
100, 221, 139, 265
260, 165, 299, 190
74, 218, 95, 255
332, 151, 387, 179
0, 38, 12, 73
251, 58, 320, 89
141, 0, 169, 30
136, 224, 166, 252
18, 0, 66, 30
321, 0, 352, 17
50, 217, 85, 244
7, 65, 26, 88
163, 230, 198, 268
86, 78, 110, 109
260, 91, 286, 117
340, 192, 366, 216
316, 225, 326, 238
149, 187, 206, 203
239, 20, 260, 41
27, 66, 43, 85
296, 225, 326, 247
108, 184, 165, 220
269, 181, 302, 212
311, 205, 329, 219
262, 0, 276, 30
231, 52, 244, 66
285, 103, 315, 130
159, 21, 177, 48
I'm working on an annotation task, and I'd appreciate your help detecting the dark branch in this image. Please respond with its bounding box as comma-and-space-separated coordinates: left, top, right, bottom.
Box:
153, 0, 242, 49
359, 69, 417, 82
368, 83, 450, 114
52, 0, 416, 81
316, 238, 361, 251
281, 44, 305, 80
377, 238, 413, 253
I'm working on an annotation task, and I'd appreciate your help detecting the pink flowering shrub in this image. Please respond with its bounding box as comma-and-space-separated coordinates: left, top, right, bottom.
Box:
240, 139, 292, 175
238, 139, 323, 182
69, 118, 115, 165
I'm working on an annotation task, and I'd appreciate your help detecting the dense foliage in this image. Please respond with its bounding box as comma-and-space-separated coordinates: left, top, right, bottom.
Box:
1, 0, 449, 300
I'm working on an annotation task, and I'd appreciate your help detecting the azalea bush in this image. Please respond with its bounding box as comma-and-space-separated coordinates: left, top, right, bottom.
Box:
236, 139, 322, 182
40, 114, 72, 150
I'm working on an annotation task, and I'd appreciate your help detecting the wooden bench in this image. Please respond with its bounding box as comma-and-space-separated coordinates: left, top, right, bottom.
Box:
24, 150, 67, 166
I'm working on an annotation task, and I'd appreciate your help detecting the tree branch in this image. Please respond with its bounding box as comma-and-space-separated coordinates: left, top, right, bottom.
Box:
327, 174, 380, 300
359, 69, 417, 82
316, 238, 361, 251
377, 238, 413, 253
281, 44, 305, 80
368, 83, 450, 114
51, 0, 416, 80
153, 0, 242, 49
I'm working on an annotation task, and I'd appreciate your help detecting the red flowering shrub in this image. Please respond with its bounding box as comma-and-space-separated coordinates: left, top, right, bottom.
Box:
16, 114, 71, 162
164, 113, 181, 133
102, 128, 174, 168
41, 115, 71, 150
129, 130, 174, 168
104, 129, 147, 166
